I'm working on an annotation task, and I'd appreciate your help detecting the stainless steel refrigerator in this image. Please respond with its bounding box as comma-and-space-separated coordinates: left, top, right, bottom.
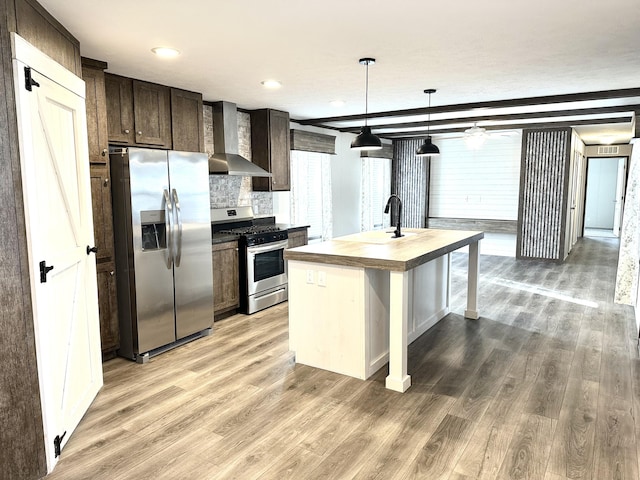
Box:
110, 147, 214, 362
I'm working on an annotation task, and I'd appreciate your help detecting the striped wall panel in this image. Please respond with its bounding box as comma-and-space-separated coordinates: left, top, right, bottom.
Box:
517, 128, 571, 260
392, 139, 429, 228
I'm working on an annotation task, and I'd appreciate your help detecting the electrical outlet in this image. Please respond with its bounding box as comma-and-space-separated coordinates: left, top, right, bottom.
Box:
306, 270, 315, 284
317, 271, 326, 287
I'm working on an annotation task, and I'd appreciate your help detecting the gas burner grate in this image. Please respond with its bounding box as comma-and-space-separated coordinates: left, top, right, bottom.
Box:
219, 225, 283, 235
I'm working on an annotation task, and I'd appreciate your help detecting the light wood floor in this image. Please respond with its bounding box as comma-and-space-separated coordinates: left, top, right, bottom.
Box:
46, 237, 640, 480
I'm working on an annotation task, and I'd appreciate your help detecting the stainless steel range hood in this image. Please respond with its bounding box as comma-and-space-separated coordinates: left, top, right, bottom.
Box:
209, 101, 271, 177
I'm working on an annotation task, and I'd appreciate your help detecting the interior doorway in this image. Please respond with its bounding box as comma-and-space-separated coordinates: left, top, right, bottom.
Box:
583, 157, 627, 238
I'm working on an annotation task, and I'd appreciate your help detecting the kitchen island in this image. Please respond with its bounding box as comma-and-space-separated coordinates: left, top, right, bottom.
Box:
284, 228, 483, 393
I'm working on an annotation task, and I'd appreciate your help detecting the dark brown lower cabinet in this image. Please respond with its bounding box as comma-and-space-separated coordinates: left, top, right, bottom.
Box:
96, 261, 119, 359
213, 241, 240, 317
287, 229, 309, 248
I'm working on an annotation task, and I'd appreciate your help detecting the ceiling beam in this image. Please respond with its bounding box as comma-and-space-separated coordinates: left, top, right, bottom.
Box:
295, 87, 640, 125
381, 116, 632, 139
337, 105, 640, 133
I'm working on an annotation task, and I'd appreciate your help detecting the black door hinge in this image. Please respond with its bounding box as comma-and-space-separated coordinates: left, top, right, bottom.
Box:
24, 66, 40, 91
39, 260, 54, 283
54, 431, 66, 458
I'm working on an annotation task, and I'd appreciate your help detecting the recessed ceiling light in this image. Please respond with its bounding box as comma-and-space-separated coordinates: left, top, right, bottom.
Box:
151, 47, 180, 58
330, 100, 345, 107
261, 80, 282, 89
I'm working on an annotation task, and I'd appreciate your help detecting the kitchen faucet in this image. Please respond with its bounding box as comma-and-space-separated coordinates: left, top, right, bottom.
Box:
384, 194, 403, 238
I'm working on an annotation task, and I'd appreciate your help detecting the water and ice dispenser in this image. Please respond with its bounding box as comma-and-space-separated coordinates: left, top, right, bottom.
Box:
140, 210, 167, 251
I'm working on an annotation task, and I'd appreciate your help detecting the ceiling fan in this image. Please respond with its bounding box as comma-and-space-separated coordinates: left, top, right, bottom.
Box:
453, 123, 519, 149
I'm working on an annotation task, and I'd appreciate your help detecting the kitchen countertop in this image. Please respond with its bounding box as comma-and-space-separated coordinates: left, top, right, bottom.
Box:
277, 223, 310, 232
211, 233, 239, 245
284, 228, 484, 272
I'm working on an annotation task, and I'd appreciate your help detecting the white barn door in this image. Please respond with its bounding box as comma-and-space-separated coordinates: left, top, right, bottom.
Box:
12, 34, 102, 473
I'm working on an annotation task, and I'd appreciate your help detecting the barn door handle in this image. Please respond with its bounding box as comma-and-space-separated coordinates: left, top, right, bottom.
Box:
39, 261, 54, 283
86, 246, 98, 255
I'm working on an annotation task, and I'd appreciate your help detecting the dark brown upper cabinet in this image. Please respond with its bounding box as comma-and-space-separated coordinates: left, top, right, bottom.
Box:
133, 80, 172, 148
105, 73, 172, 149
82, 59, 109, 164
105, 73, 134, 144
171, 88, 204, 153
251, 109, 291, 191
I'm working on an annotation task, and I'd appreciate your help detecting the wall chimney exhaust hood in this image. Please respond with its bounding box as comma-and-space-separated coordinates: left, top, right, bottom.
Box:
209, 101, 271, 177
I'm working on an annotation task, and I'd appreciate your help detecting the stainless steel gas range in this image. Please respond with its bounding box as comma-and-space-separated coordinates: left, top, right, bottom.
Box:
211, 207, 288, 314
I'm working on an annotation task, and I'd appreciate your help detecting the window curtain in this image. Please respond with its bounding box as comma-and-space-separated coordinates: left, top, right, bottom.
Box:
361, 157, 391, 231
290, 150, 333, 242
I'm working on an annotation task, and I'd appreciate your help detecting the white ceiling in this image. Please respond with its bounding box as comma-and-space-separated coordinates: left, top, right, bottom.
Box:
40, 0, 640, 144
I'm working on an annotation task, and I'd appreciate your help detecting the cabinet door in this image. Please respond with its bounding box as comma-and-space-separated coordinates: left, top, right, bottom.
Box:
251, 109, 290, 191
105, 74, 135, 144
90, 164, 115, 263
287, 229, 308, 249
133, 80, 172, 148
269, 109, 291, 191
171, 88, 204, 152
213, 241, 240, 314
82, 64, 109, 164
96, 261, 119, 356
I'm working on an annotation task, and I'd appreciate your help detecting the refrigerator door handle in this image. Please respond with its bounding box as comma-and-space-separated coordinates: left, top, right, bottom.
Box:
163, 188, 173, 269
172, 188, 183, 267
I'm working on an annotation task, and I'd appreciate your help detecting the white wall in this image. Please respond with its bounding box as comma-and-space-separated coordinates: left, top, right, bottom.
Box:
584, 158, 618, 229
429, 132, 522, 220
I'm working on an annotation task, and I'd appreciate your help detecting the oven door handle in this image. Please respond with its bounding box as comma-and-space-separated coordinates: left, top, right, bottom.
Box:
246, 239, 289, 254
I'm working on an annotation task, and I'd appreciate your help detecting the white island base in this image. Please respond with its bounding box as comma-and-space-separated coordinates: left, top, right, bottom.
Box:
288, 255, 450, 382
285, 228, 482, 393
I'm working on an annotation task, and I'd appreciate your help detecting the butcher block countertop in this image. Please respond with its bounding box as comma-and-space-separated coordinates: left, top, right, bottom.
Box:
284, 228, 484, 272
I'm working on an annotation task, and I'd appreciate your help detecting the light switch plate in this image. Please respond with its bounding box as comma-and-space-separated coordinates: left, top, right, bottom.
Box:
317, 271, 326, 287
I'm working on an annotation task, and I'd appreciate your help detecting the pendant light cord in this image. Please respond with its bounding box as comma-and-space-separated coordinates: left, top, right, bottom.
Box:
427, 91, 431, 136
364, 62, 369, 126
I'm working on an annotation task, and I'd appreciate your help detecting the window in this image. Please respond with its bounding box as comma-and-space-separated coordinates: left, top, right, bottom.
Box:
361, 157, 391, 231
290, 150, 332, 242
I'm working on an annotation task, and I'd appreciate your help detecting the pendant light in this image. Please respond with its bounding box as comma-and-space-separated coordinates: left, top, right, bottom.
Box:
351, 57, 382, 151
416, 89, 440, 157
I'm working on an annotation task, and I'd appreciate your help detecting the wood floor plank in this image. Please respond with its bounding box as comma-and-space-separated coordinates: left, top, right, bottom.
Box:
549, 312, 582, 351
449, 348, 515, 420
631, 358, 640, 480
547, 377, 598, 480
569, 345, 602, 383
352, 388, 455, 480
453, 368, 540, 479
255, 445, 323, 480
525, 348, 574, 419
403, 413, 476, 480
496, 413, 556, 480
592, 396, 639, 480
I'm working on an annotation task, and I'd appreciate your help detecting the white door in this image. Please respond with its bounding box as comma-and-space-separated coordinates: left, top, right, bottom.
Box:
613, 157, 627, 237
12, 34, 102, 473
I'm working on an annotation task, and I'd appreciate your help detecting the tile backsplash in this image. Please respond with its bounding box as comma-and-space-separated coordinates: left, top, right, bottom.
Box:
204, 104, 273, 215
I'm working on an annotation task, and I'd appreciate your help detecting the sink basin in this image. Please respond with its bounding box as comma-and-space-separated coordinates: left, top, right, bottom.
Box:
337, 230, 418, 244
